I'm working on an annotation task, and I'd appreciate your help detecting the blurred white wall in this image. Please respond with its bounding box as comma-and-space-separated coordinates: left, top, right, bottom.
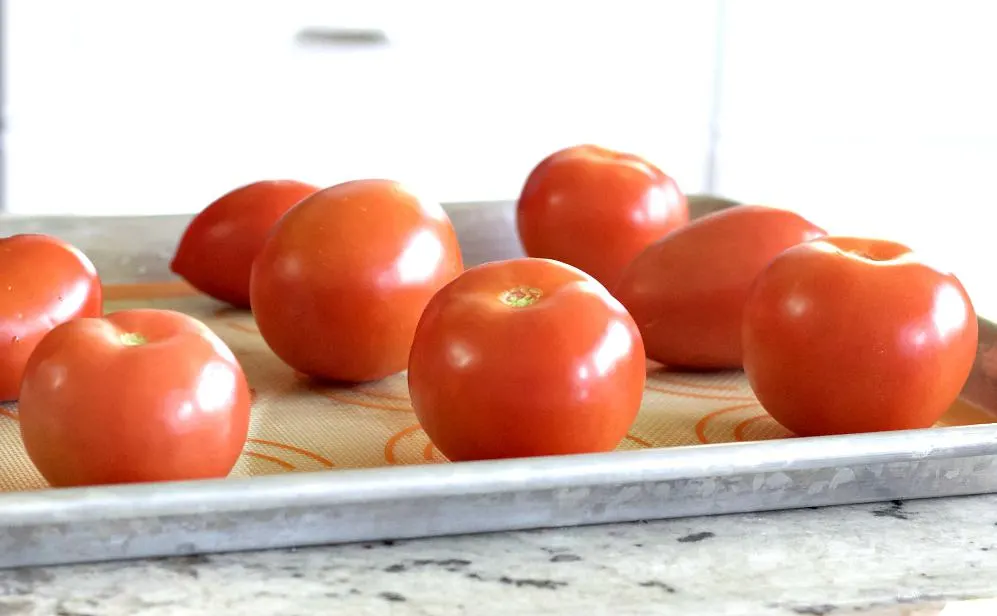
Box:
3, 0, 996, 312
1, 0, 718, 214
712, 0, 997, 317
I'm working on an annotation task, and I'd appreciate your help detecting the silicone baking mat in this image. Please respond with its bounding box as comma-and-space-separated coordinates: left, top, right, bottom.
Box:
1, 282, 992, 491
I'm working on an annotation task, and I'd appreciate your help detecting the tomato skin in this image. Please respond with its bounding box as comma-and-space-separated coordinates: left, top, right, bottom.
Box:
742, 237, 978, 437
171, 180, 319, 308
516, 144, 689, 290
19, 309, 252, 487
408, 258, 646, 462
0, 234, 103, 401
614, 205, 826, 369
251, 179, 464, 383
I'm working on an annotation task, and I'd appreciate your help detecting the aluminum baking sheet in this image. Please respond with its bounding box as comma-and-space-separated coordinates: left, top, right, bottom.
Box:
0, 197, 995, 570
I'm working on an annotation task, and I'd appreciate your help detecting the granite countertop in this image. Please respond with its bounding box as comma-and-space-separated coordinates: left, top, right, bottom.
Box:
3, 203, 997, 615
4, 494, 997, 615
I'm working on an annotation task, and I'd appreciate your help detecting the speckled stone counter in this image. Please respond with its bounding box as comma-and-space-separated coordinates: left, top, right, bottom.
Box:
3, 204, 997, 615
3, 495, 997, 615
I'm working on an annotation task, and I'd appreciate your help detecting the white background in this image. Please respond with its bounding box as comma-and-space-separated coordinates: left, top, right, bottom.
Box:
3, 0, 997, 312
2, 1, 719, 214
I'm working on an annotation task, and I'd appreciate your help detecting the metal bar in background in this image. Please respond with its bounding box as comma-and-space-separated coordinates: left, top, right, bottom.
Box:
703, 0, 728, 196
0, 0, 6, 212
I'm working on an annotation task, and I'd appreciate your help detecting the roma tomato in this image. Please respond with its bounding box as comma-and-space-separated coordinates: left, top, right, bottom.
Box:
19, 309, 252, 487
0, 234, 102, 401
171, 180, 319, 308
742, 237, 978, 437
516, 144, 689, 289
408, 258, 646, 462
614, 205, 826, 369
251, 179, 464, 383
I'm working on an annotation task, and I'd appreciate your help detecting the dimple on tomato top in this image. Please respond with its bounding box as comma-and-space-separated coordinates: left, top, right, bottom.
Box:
18, 309, 252, 487
407, 257, 647, 462
742, 236, 978, 437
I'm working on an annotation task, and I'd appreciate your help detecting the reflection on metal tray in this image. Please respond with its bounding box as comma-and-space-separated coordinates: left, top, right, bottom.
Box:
0, 196, 994, 570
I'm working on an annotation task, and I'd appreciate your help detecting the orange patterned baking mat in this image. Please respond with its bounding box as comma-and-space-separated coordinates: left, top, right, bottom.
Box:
0, 281, 992, 492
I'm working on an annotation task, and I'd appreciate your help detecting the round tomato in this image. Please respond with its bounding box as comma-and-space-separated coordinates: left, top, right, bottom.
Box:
19, 309, 252, 487
251, 179, 464, 383
614, 205, 826, 369
171, 180, 319, 308
0, 234, 103, 401
742, 237, 978, 436
408, 258, 646, 462
516, 144, 689, 290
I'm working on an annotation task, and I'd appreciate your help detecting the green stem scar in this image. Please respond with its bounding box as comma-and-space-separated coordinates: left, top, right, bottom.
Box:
499, 286, 543, 308
119, 332, 148, 346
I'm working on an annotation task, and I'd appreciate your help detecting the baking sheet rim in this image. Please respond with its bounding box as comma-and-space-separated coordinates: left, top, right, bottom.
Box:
2, 419, 996, 527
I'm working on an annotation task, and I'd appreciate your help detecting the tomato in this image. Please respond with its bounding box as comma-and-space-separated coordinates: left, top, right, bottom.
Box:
742, 237, 978, 436
171, 180, 319, 308
408, 257, 646, 462
19, 309, 252, 487
251, 179, 464, 383
516, 144, 689, 289
0, 234, 102, 401
614, 205, 826, 369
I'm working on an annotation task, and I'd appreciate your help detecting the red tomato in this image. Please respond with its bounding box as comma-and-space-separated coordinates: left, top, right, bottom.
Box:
0, 234, 102, 401
516, 144, 689, 289
742, 237, 978, 436
408, 258, 646, 462
19, 309, 252, 487
171, 180, 319, 308
614, 205, 826, 369
251, 179, 464, 383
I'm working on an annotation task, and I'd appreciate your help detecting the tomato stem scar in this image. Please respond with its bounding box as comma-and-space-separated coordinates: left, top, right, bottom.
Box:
499, 286, 543, 307
119, 332, 148, 346
848, 249, 885, 262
